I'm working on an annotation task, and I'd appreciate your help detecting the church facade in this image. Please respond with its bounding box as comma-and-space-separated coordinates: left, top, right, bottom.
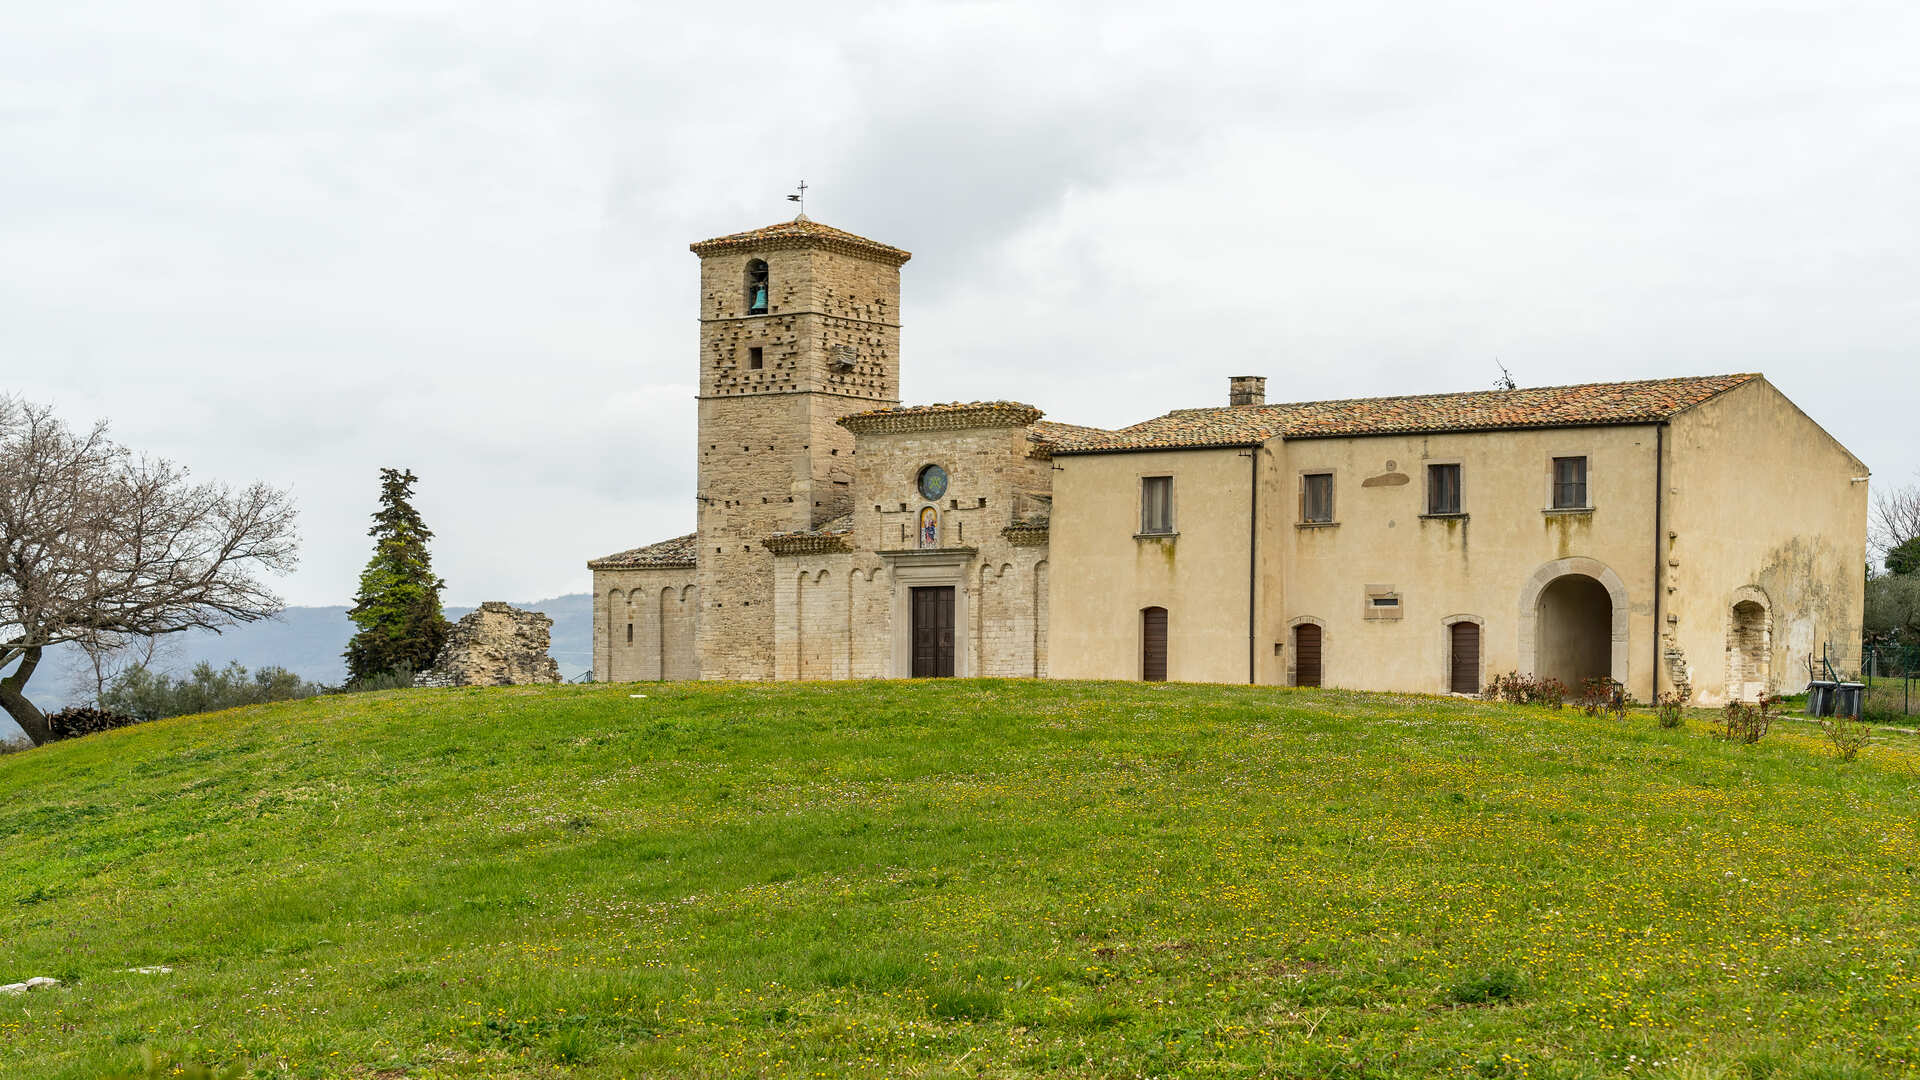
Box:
590, 216, 1869, 705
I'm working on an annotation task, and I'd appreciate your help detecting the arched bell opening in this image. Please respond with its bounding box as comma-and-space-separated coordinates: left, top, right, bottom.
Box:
744, 259, 769, 315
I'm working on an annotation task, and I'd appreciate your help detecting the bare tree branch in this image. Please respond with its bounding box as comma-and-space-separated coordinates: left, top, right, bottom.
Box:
0, 395, 299, 744
1871, 476, 1920, 566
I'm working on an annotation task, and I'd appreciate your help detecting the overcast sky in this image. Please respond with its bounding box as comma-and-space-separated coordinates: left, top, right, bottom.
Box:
5, 1, 1916, 608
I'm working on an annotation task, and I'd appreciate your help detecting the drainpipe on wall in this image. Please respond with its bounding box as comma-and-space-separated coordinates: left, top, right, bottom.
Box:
1652, 422, 1666, 702
1248, 444, 1259, 685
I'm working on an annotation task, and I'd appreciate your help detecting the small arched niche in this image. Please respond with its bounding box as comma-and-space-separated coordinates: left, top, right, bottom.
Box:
1727, 589, 1772, 702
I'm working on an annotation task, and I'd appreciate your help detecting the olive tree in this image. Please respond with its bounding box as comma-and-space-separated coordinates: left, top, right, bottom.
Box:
0, 396, 298, 745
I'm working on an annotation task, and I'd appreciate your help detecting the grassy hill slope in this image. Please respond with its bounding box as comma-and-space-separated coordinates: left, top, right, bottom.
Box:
2, 681, 1917, 1079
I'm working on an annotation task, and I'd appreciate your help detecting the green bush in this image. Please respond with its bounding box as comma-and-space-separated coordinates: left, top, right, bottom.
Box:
101, 661, 323, 723
339, 666, 415, 693
1656, 691, 1689, 729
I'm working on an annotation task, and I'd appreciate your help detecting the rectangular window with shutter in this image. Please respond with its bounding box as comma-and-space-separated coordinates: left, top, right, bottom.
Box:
1428, 463, 1462, 515
1552, 456, 1589, 509
1139, 476, 1174, 534
1301, 473, 1334, 523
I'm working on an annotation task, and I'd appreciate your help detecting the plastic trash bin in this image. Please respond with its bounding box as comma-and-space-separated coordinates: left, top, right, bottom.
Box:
1835, 682, 1865, 721
1807, 681, 1837, 717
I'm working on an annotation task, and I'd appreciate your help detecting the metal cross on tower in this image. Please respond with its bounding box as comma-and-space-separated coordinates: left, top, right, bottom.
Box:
786, 181, 807, 214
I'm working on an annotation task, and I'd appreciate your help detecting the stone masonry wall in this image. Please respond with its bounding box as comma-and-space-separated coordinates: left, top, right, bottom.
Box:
694, 237, 902, 681
415, 602, 562, 688
594, 567, 698, 682
767, 416, 1052, 679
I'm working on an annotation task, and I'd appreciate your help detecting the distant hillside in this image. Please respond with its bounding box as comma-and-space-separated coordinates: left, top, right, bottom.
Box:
0, 593, 592, 742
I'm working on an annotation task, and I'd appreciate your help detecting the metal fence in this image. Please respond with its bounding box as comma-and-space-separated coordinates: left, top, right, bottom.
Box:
1861, 644, 1919, 720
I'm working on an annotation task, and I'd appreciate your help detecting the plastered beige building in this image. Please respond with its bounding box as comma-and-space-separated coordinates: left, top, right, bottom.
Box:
592, 215, 1868, 704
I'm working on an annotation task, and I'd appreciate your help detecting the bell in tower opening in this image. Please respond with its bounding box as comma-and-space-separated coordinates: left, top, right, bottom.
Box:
746, 259, 769, 315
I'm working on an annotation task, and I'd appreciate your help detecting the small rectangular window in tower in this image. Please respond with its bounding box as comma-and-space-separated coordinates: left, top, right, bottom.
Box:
1139, 476, 1174, 534
626, 623, 633, 644
1301, 472, 1334, 523
1428, 463, 1462, 515
748, 346, 764, 370
1552, 456, 1589, 509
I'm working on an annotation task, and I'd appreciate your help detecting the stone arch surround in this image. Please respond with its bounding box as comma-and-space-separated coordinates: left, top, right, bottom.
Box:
1439, 613, 1487, 695
1725, 584, 1773, 702
1285, 615, 1329, 688
1517, 557, 1631, 690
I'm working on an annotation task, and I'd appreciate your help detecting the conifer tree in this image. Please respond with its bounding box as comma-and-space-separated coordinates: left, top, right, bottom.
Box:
344, 468, 449, 683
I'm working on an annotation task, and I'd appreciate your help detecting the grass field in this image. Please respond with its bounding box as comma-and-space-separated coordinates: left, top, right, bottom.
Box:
3, 681, 1919, 1079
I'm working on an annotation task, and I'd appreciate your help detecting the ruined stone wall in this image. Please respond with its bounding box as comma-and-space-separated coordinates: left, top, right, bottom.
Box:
415, 603, 561, 688
592, 568, 698, 683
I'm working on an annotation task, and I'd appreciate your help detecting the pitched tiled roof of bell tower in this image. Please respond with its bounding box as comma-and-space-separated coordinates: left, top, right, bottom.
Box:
689, 214, 911, 265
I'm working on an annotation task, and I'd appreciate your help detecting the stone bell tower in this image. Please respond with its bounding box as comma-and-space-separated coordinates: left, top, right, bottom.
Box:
689, 215, 911, 680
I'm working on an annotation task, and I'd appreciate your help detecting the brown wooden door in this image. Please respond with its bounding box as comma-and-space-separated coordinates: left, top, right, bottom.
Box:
911, 586, 955, 677
1449, 622, 1481, 694
1294, 624, 1322, 687
1141, 606, 1168, 682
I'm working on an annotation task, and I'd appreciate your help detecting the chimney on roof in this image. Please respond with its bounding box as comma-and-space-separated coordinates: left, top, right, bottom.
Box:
1228, 375, 1266, 407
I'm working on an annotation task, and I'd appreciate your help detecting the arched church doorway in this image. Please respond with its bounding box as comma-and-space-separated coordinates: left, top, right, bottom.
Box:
1536, 573, 1613, 689
1728, 599, 1770, 702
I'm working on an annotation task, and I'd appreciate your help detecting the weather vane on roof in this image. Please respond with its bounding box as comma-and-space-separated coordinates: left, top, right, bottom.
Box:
787, 181, 807, 215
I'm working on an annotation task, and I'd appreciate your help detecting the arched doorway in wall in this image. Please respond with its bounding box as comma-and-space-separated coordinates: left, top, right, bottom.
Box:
1535, 574, 1613, 689
1141, 606, 1168, 682
1518, 557, 1631, 695
1727, 591, 1771, 702
1447, 620, 1482, 695
1292, 622, 1323, 687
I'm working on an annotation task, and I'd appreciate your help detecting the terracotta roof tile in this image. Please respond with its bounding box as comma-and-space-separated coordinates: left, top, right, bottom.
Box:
587, 532, 697, 570
763, 513, 854, 556
840, 401, 1043, 434
689, 215, 910, 265
1030, 419, 1114, 444
1054, 374, 1760, 453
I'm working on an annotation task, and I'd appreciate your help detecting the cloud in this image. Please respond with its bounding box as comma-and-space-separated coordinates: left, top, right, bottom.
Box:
2, 0, 1916, 607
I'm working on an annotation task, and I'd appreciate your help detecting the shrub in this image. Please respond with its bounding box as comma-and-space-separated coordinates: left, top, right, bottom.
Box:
1579, 678, 1626, 718
44, 706, 144, 741
102, 661, 323, 723
1482, 672, 1566, 709
1821, 716, 1872, 762
1720, 693, 1780, 745
1656, 691, 1689, 729
340, 666, 416, 693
